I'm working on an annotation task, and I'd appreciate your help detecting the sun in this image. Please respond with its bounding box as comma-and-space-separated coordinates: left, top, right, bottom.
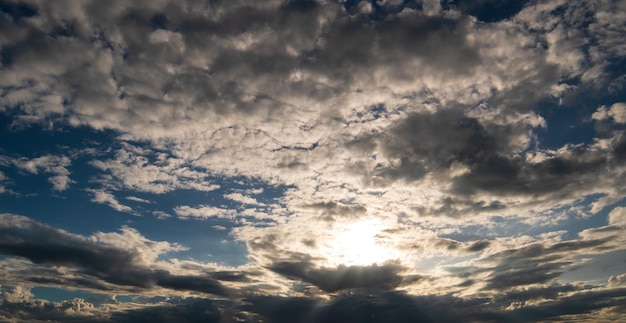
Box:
325, 219, 396, 266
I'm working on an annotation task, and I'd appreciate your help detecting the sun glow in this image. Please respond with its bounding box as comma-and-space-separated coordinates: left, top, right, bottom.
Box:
326, 219, 396, 266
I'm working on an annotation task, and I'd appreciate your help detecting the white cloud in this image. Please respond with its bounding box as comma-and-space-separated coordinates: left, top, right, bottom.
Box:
1, 285, 34, 303
224, 192, 264, 206
0, 154, 73, 191
173, 205, 236, 220
608, 273, 626, 287
126, 196, 152, 203
92, 226, 187, 265
608, 103, 626, 123
593, 103, 626, 123
87, 189, 134, 214
608, 207, 626, 226
89, 143, 220, 194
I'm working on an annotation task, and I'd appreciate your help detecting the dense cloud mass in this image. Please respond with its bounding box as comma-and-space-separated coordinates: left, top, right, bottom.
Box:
1, 0, 626, 321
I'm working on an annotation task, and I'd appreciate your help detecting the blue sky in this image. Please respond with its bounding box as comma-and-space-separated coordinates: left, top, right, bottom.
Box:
1, 0, 626, 322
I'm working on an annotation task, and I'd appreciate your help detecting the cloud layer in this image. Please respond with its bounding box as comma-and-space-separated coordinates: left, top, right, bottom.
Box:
1, 0, 626, 321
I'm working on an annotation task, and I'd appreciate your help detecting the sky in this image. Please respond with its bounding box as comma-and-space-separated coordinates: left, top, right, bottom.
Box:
1, 0, 626, 322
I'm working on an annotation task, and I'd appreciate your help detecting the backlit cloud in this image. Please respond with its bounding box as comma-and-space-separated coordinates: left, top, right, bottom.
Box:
1, 0, 626, 321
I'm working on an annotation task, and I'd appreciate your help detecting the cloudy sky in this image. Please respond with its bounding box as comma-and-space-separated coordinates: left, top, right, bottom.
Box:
1, 0, 626, 321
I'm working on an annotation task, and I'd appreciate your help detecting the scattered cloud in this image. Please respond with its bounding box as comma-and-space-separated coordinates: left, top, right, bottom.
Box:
1, 0, 626, 321
0, 154, 73, 191
0, 214, 230, 297
88, 143, 220, 194
87, 189, 134, 214
125, 196, 152, 204
224, 192, 264, 206
173, 205, 236, 220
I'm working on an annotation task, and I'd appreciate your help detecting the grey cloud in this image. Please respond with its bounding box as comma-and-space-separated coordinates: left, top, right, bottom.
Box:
268, 259, 410, 293
241, 291, 488, 323
613, 135, 626, 161
485, 261, 568, 290
367, 108, 517, 185
465, 237, 614, 291
362, 107, 624, 217
238, 295, 318, 323
398, 237, 490, 255
413, 197, 506, 218
305, 201, 367, 221
349, 110, 485, 186
502, 287, 626, 322
246, 232, 281, 253
452, 146, 610, 197
310, 292, 466, 323
432, 238, 460, 251
0, 214, 229, 296
466, 240, 490, 252
110, 298, 222, 323
0, 1, 37, 21
0, 289, 223, 323
0, 0, 485, 136
28, 275, 113, 292
487, 238, 612, 261
0, 296, 109, 323
497, 284, 577, 304
3, 284, 625, 323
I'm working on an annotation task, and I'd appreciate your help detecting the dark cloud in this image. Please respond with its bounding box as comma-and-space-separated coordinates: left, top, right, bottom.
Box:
268, 259, 410, 293
502, 287, 626, 322
467, 240, 490, 252
460, 237, 615, 291
0, 289, 109, 323
302, 9, 481, 84
3, 285, 625, 323
360, 106, 625, 217
0, 290, 224, 323
28, 275, 114, 292
487, 238, 611, 261
485, 261, 568, 290
412, 197, 507, 218
453, 146, 609, 197
0, 0, 37, 21
241, 292, 468, 323
363, 108, 513, 186
110, 298, 222, 323
613, 136, 626, 161
0, 214, 230, 296
239, 296, 318, 323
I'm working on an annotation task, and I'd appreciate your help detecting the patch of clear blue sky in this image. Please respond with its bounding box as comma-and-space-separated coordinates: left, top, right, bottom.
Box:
440, 194, 622, 244
30, 287, 97, 303
536, 68, 626, 150
560, 249, 626, 284
0, 114, 290, 266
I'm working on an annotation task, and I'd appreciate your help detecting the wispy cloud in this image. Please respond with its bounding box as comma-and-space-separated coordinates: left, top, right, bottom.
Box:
0, 154, 73, 191
87, 189, 135, 214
